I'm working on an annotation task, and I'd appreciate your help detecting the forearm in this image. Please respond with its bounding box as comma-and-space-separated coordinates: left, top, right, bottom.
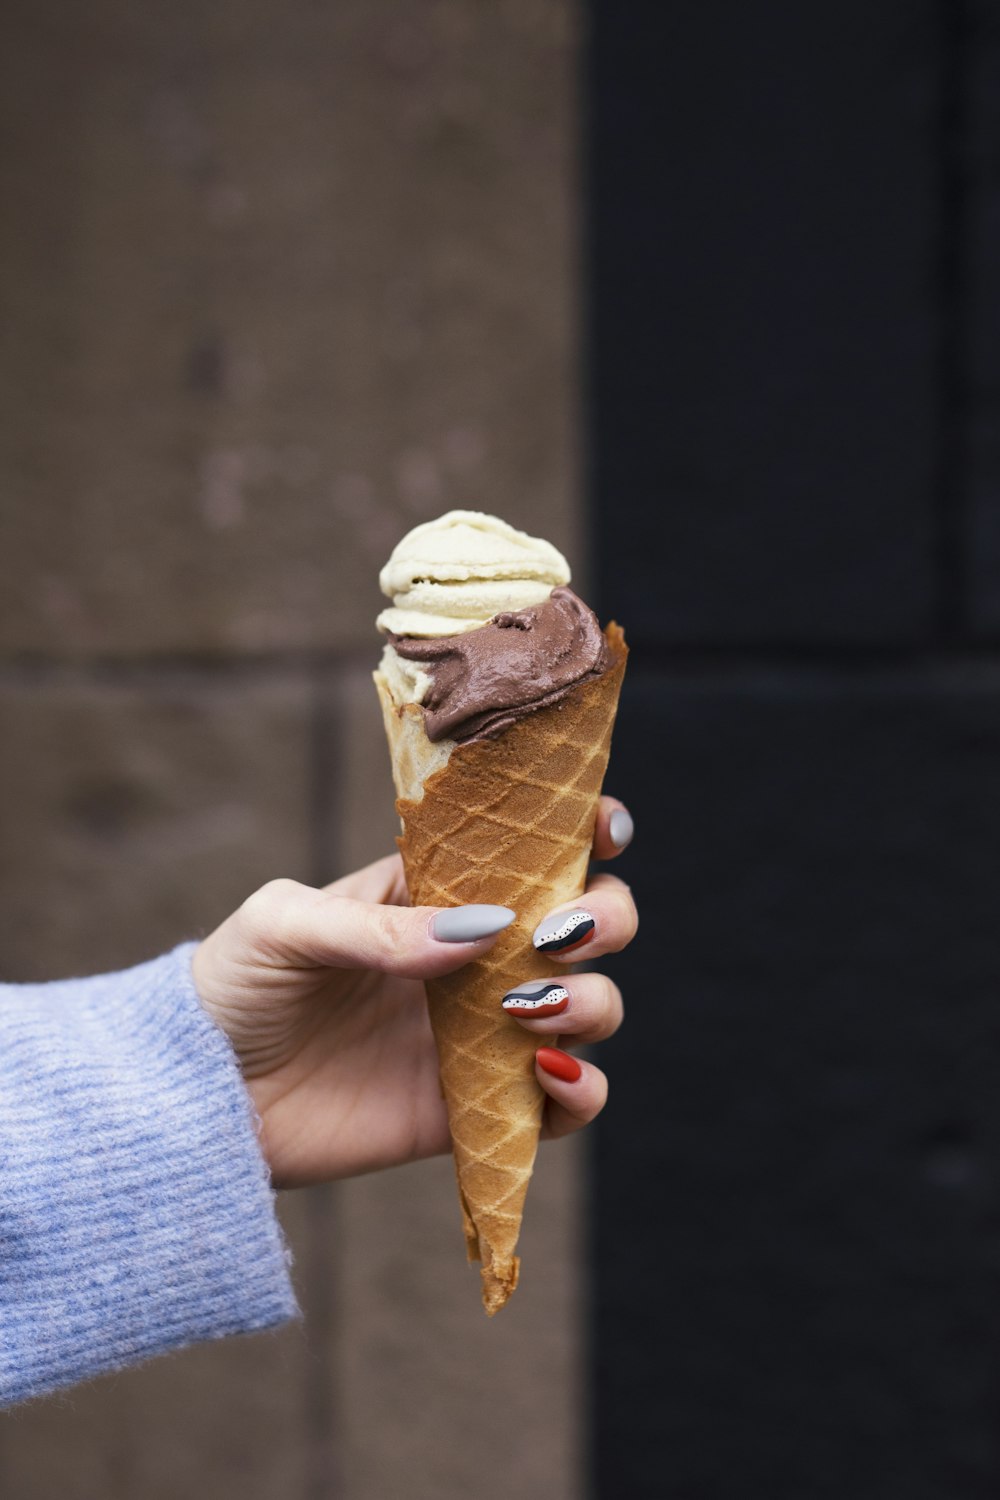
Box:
0, 945, 298, 1406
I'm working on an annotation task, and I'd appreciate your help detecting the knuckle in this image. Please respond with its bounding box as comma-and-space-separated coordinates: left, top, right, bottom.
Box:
608, 891, 638, 949
240, 877, 302, 937
577, 974, 623, 1040
363, 902, 411, 958
366, 903, 396, 945
600, 974, 625, 1029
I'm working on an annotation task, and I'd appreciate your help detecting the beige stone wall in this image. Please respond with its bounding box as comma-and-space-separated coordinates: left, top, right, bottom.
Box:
0, 3, 584, 1497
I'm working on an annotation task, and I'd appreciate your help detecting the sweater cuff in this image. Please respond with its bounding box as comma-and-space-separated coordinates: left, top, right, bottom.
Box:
0, 944, 299, 1406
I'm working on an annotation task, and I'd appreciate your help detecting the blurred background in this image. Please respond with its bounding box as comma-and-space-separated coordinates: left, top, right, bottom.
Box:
2, 2, 998, 1498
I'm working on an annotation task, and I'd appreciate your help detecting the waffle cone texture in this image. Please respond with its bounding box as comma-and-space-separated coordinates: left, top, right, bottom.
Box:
375, 623, 627, 1313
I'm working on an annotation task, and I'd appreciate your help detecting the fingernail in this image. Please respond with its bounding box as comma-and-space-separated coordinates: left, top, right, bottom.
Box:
609, 808, 634, 850
532, 908, 596, 955
536, 1047, 582, 1083
502, 980, 570, 1018
430, 905, 516, 943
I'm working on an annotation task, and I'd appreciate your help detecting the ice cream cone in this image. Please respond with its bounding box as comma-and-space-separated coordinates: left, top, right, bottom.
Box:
375, 624, 627, 1313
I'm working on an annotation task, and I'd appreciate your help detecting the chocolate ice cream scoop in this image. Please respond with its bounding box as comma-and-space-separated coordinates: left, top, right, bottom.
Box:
389, 586, 610, 744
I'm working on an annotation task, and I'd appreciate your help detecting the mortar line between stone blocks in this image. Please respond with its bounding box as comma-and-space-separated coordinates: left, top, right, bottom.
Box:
0, 648, 376, 689
302, 662, 345, 1500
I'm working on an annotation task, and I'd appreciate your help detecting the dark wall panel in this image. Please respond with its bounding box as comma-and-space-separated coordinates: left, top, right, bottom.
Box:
588, 3, 941, 646
593, 671, 1000, 1499
586, 5, 1000, 1493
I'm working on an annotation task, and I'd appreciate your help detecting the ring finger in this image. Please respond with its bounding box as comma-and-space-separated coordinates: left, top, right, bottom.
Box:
501, 971, 623, 1045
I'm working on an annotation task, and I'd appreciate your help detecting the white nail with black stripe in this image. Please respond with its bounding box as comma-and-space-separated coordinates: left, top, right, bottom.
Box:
532, 908, 596, 955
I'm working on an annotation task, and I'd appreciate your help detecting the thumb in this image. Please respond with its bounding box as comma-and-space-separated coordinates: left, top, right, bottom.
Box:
240, 879, 516, 979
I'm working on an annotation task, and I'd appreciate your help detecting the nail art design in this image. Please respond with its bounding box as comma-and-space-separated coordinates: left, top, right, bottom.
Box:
536, 1047, 583, 1083
502, 980, 570, 1018
430, 905, 516, 943
609, 808, 634, 850
532, 908, 596, 955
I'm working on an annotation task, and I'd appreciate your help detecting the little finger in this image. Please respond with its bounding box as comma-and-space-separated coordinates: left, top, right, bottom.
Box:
537, 1050, 609, 1140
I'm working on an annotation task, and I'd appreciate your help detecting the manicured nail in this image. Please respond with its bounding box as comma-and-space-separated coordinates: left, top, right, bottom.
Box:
502, 980, 570, 1018
430, 905, 516, 943
609, 808, 634, 850
536, 1047, 583, 1083
532, 908, 596, 956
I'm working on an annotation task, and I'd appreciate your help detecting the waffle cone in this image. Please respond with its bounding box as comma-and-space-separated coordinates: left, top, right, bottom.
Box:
374, 624, 627, 1313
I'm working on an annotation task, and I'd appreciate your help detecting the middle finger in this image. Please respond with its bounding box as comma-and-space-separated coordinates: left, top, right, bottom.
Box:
529, 873, 638, 963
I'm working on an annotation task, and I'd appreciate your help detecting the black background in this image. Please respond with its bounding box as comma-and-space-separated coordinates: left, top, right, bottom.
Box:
587, 4, 1000, 1496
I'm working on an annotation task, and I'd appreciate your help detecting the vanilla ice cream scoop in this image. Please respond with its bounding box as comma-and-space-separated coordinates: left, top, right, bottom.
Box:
375, 509, 607, 733
376, 510, 570, 638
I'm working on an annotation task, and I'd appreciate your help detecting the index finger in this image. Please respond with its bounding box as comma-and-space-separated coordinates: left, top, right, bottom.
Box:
592, 796, 634, 861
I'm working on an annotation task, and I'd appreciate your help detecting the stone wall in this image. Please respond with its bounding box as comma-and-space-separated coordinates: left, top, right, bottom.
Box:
0, 5, 585, 1496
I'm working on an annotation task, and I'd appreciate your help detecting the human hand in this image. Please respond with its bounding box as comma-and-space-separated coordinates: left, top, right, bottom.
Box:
191, 796, 637, 1188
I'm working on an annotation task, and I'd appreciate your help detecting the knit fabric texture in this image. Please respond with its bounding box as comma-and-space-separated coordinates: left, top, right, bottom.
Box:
0, 944, 299, 1406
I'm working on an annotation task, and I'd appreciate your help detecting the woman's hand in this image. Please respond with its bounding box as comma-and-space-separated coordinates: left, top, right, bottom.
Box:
191, 796, 636, 1188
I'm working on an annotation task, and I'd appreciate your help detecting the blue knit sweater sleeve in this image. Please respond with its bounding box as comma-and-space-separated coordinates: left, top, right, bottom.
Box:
0, 943, 299, 1406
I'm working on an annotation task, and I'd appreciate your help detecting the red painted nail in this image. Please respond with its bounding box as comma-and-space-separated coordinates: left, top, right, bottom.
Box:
536, 1047, 583, 1084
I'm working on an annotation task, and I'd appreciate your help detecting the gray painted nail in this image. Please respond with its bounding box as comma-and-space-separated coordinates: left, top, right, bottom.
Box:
430, 905, 516, 943
609, 808, 634, 849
